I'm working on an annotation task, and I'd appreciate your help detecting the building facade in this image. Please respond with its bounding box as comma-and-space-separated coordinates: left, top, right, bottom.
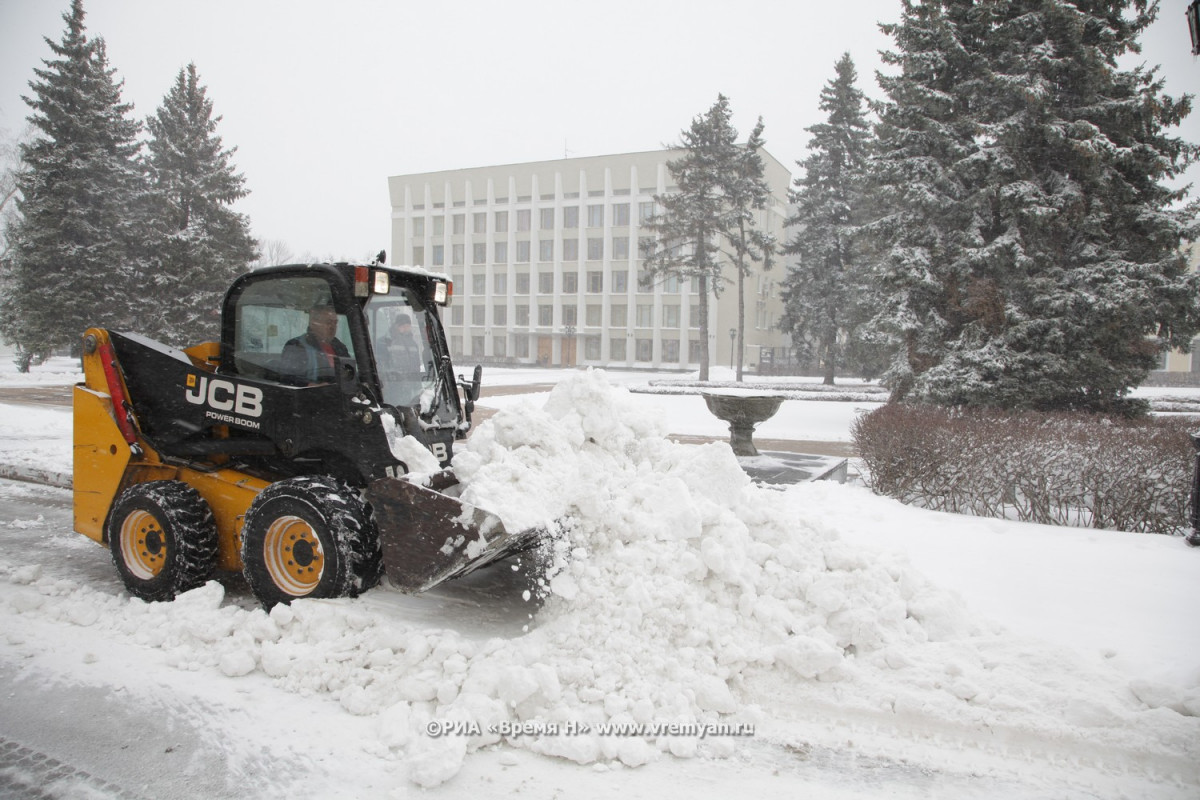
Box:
388, 150, 793, 372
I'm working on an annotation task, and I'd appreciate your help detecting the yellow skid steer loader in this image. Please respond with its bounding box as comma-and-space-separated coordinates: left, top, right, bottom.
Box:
73, 258, 536, 608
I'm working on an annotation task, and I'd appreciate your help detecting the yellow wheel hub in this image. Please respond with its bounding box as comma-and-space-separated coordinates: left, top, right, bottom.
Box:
119, 509, 167, 580
262, 516, 325, 596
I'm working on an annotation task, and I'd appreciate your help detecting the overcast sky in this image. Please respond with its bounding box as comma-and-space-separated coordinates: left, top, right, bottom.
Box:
1, 0, 1196, 263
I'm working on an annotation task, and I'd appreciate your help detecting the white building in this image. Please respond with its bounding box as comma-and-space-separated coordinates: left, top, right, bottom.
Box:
388, 149, 794, 372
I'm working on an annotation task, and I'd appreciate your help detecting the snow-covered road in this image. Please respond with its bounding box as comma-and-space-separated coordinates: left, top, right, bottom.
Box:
0, 361, 1198, 799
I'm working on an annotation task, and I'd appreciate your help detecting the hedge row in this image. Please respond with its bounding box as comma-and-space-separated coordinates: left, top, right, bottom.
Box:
850, 404, 1196, 534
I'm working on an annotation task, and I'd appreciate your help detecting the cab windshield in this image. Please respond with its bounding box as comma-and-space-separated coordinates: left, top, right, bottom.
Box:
365, 289, 444, 412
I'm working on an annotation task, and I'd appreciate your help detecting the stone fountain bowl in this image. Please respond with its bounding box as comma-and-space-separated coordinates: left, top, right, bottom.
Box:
701, 392, 784, 456
702, 393, 784, 425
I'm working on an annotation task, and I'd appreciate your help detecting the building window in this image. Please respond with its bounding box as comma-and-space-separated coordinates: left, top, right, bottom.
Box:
639, 202, 654, 224
473, 243, 486, 264
538, 272, 554, 294
495, 241, 508, 263
539, 239, 554, 261
412, 246, 424, 266
516, 305, 529, 326
584, 336, 601, 360
612, 203, 630, 226
540, 208, 555, 229
495, 210, 508, 232
613, 270, 627, 292
611, 338, 626, 360
563, 206, 579, 229
562, 272, 578, 293
690, 303, 700, 328
610, 304, 627, 327
472, 335, 485, 355
636, 304, 654, 327
612, 237, 629, 260
494, 273, 507, 293
563, 238, 579, 260
493, 336, 507, 358
450, 305, 463, 325
637, 269, 655, 292
517, 209, 531, 231
663, 305, 680, 328
432, 245, 444, 266
474, 212, 486, 234
451, 334, 462, 356
585, 304, 602, 326
587, 271, 603, 292
538, 305, 554, 326
587, 238, 604, 260
515, 334, 529, 358
516, 240, 531, 263
452, 244, 464, 266
636, 338, 653, 362
472, 274, 486, 295
587, 204, 604, 227
516, 273, 530, 294
433, 217, 444, 236
662, 339, 679, 363
664, 274, 681, 293
562, 305, 577, 326
493, 305, 507, 326
413, 217, 425, 236
689, 339, 703, 363
453, 214, 465, 235
471, 304, 485, 325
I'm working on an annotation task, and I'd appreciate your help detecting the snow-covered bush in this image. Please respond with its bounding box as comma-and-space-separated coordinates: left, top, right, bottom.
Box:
852, 404, 1195, 534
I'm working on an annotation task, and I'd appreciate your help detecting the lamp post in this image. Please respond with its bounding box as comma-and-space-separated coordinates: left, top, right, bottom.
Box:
729, 328, 737, 370
563, 325, 576, 367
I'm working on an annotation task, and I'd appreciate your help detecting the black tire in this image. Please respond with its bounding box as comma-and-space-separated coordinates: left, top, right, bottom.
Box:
240, 476, 382, 609
107, 481, 218, 602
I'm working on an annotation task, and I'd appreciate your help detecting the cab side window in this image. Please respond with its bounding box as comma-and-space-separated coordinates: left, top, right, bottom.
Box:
231, 276, 353, 382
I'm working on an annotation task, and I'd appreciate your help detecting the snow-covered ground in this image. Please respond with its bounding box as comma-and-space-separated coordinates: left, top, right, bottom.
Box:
0, 357, 1198, 799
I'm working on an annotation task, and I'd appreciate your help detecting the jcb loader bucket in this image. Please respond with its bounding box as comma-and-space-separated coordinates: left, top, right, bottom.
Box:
365, 472, 543, 593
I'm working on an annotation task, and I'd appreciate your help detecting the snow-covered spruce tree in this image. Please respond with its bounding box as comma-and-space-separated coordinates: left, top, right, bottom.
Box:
642, 94, 746, 381
864, 0, 1199, 413
721, 116, 776, 382
0, 130, 19, 262
0, 0, 150, 367
781, 53, 879, 385
143, 63, 256, 345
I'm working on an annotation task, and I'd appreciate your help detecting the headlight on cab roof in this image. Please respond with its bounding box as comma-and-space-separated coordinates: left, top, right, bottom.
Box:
433, 280, 451, 306
373, 271, 390, 294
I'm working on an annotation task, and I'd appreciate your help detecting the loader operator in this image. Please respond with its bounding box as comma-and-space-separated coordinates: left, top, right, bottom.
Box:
379, 312, 423, 405
280, 304, 349, 385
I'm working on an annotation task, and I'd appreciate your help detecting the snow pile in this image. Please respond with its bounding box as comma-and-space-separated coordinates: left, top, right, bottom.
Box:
450, 371, 979, 713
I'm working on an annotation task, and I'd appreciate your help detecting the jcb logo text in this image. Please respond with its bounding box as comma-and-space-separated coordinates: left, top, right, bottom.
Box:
184, 375, 263, 418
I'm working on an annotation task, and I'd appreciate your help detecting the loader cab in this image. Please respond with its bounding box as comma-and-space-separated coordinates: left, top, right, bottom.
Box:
221, 266, 364, 386
219, 262, 462, 428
